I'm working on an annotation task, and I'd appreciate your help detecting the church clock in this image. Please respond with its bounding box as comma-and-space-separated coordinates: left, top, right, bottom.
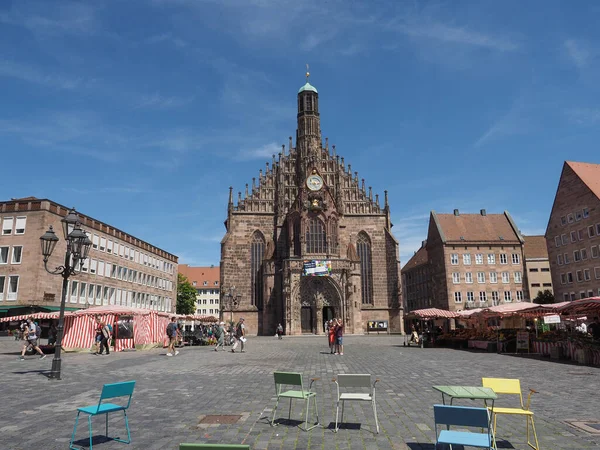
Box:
306, 174, 323, 191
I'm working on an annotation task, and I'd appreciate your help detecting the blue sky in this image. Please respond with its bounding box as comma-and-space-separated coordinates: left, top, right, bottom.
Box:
1, 0, 600, 268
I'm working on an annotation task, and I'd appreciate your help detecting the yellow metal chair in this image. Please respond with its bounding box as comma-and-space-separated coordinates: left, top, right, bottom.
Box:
482, 377, 539, 450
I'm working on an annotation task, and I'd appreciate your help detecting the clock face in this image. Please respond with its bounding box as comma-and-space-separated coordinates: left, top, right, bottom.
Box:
306, 174, 323, 191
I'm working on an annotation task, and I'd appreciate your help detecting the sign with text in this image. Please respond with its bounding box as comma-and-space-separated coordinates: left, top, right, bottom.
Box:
302, 260, 332, 276
543, 315, 561, 324
367, 320, 388, 331
516, 331, 530, 351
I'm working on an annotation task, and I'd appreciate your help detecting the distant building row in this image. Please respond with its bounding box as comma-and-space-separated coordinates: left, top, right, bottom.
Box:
178, 264, 220, 316
402, 209, 552, 313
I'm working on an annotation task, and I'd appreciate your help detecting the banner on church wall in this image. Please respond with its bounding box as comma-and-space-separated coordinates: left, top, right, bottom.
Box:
302, 260, 332, 276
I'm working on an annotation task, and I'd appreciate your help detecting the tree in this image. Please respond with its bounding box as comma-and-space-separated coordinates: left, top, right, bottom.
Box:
177, 273, 197, 315
533, 289, 555, 304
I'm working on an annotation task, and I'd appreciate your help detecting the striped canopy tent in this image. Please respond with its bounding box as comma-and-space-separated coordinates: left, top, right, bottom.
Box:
406, 308, 461, 319
183, 315, 219, 323
62, 306, 173, 352
0, 311, 64, 323
477, 302, 541, 318
558, 297, 600, 316
456, 308, 483, 319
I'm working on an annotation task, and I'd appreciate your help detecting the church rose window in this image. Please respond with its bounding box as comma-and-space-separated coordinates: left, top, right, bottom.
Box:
251, 231, 265, 308
306, 217, 327, 254
357, 232, 373, 305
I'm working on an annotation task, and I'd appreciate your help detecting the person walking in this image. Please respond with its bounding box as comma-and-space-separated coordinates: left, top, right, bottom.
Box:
214, 321, 226, 351
98, 321, 112, 355
334, 318, 344, 355
19, 318, 46, 360
328, 320, 336, 354
166, 317, 180, 356
231, 318, 246, 353
276, 323, 283, 339
92, 316, 103, 354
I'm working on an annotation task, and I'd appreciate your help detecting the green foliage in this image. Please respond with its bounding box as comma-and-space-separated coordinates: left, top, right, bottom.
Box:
533, 289, 555, 305
177, 273, 197, 315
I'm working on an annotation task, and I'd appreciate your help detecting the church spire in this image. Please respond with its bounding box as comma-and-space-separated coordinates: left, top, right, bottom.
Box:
296, 66, 321, 179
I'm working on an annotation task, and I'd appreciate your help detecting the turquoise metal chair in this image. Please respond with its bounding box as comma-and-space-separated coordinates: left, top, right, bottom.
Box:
69, 380, 136, 450
271, 371, 320, 431
179, 445, 250, 449
434, 404, 496, 449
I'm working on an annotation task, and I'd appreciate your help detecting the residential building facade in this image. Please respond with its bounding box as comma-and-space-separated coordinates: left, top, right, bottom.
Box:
178, 264, 220, 316
522, 235, 553, 300
0, 197, 178, 317
402, 241, 431, 312
545, 161, 600, 302
220, 77, 403, 335
402, 209, 527, 313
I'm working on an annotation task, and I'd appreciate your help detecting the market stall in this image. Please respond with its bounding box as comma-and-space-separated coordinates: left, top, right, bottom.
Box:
405, 308, 460, 346
63, 306, 174, 352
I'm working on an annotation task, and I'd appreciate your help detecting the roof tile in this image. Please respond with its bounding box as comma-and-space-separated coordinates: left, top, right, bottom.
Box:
436, 212, 520, 243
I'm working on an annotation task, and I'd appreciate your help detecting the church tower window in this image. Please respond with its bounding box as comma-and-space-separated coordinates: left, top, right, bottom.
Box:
357, 232, 373, 304
251, 231, 265, 308
306, 217, 327, 254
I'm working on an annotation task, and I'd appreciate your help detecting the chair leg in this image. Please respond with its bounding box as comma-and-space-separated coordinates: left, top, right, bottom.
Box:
288, 398, 292, 420
341, 400, 345, 424
111, 410, 132, 444
335, 400, 339, 433
270, 397, 281, 426
527, 416, 539, 450
372, 400, 379, 434
69, 411, 81, 450
105, 413, 109, 438
492, 413, 498, 449
301, 395, 319, 431
88, 415, 93, 450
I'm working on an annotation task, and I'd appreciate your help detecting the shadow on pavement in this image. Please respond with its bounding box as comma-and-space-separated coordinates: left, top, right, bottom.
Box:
12, 369, 52, 379
406, 443, 437, 449
325, 421, 362, 431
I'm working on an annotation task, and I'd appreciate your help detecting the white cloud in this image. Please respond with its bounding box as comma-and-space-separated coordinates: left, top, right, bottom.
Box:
567, 108, 600, 126
388, 19, 519, 52
0, 59, 87, 90
474, 99, 530, 147
239, 142, 281, 160
146, 32, 188, 48
135, 93, 193, 109
564, 39, 591, 69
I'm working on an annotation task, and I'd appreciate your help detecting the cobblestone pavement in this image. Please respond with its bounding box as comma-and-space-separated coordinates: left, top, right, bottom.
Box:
1, 335, 599, 450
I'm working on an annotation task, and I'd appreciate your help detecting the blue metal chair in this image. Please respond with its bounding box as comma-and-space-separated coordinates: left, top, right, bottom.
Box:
434, 404, 496, 449
69, 380, 136, 450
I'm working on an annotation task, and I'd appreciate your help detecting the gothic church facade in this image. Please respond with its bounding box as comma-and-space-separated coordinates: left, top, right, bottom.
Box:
220, 78, 403, 335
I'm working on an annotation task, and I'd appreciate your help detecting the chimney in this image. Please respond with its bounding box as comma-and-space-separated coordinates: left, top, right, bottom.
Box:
421, 240, 426, 248
480, 209, 487, 216
453, 209, 460, 216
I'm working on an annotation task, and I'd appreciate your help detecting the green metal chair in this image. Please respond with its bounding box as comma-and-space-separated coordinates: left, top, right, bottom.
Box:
69, 380, 136, 450
271, 371, 320, 431
179, 445, 250, 450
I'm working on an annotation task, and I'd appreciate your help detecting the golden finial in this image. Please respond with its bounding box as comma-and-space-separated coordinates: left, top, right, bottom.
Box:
306, 63, 310, 82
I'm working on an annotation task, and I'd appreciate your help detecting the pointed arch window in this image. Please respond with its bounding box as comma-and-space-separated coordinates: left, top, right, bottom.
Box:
251, 231, 265, 308
329, 217, 338, 255
306, 217, 327, 254
357, 232, 373, 305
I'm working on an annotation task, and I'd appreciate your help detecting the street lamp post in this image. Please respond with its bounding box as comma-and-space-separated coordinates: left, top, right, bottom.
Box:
222, 286, 239, 324
40, 208, 92, 380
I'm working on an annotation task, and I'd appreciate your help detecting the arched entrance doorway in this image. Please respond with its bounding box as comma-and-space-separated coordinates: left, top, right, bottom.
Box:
295, 276, 342, 335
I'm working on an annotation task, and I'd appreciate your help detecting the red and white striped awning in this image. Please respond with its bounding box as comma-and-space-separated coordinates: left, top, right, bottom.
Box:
183, 315, 219, 322
407, 308, 460, 319
558, 297, 600, 316
0, 312, 63, 323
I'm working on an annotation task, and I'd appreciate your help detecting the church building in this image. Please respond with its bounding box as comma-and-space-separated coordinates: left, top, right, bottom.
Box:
220, 75, 403, 335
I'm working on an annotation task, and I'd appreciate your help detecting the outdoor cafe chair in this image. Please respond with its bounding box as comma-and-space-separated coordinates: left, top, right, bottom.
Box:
270, 371, 320, 431
482, 377, 539, 449
69, 380, 136, 450
332, 373, 380, 433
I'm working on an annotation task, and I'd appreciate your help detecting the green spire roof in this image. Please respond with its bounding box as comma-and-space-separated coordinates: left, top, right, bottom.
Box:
298, 82, 318, 94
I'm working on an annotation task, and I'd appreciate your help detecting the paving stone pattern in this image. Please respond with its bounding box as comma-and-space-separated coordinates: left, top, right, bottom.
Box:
1, 336, 599, 450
